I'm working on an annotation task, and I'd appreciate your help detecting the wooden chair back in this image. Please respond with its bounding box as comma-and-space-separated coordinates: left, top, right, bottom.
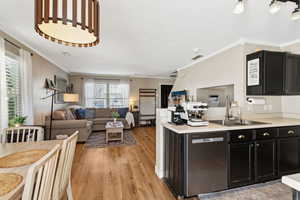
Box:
22, 145, 60, 200
1, 126, 44, 143
52, 131, 78, 200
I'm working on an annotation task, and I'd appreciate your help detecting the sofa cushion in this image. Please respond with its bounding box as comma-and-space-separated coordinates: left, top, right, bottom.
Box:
117, 107, 129, 118
85, 108, 95, 119
75, 108, 86, 119
95, 108, 117, 118
93, 118, 114, 125
53, 110, 66, 120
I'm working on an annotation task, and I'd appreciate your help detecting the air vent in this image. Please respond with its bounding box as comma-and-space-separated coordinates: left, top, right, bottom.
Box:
192, 54, 203, 60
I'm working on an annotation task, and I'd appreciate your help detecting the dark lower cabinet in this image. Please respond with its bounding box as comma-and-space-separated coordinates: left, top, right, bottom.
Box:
229, 143, 253, 187
229, 132, 277, 188
255, 140, 277, 182
164, 128, 185, 196
278, 137, 300, 176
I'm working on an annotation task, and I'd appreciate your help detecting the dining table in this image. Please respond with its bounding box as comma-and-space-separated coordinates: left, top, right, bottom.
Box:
0, 140, 62, 200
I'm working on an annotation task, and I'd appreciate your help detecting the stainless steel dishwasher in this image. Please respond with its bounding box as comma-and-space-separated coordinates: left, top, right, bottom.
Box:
186, 131, 228, 196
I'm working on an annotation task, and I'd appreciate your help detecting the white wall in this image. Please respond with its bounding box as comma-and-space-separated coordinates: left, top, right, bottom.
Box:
0, 30, 69, 126
32, 54, 69, 125
173, 42, 284, 119
281, 42, 300, 118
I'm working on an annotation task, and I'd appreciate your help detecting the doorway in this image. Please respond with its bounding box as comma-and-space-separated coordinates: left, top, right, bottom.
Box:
161, 85, 173, 108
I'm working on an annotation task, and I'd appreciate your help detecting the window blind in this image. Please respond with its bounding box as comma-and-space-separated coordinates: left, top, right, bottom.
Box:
85, 79, 129, 108
5, 54, 21, 120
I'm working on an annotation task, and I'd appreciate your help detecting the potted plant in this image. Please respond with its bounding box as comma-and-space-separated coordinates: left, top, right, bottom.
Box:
9, 115, 27, 127
111, 112, 120, 123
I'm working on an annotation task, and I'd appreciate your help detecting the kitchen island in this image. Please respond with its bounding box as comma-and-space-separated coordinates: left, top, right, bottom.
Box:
160, 117, 300, 199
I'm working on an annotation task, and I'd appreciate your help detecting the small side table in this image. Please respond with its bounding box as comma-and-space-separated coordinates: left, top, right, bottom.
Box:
105, 121, 124, 144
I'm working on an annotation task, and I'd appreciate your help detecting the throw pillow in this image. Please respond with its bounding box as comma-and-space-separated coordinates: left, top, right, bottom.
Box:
69, 108, 78, 119
52, 110, 66, 120
117, 107, 129, 118
65, 109, 75, 120
75, 108, 86, 119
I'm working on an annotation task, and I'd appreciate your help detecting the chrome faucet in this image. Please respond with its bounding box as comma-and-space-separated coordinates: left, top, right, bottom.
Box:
225, 95, 232, 121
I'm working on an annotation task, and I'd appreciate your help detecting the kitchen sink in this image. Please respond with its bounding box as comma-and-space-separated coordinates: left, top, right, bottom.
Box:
210, 119, 269, 126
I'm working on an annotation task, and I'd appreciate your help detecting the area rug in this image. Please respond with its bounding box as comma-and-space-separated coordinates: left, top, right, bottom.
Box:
85, 130, 137, 148
199, 181, 292, 200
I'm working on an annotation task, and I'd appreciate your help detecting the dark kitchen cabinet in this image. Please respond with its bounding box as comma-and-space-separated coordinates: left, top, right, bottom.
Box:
246, 51, 300, 95
254, 140, 277, 182
278, 137, 300, 176
164, 128, 185, 196
229, 143, 253, 187
285, 54, 300, 95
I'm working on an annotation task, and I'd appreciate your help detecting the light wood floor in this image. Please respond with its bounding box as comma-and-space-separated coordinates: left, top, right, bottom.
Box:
71, 127, 197, 200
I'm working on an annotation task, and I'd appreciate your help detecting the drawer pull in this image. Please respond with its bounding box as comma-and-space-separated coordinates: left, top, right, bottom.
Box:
256, 143, 260, 147
288, 130, 295, 135
263, 132, 270, 137
238, 135, 245, 139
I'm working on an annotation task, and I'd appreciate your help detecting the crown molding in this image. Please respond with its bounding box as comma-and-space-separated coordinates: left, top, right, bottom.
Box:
0, 23, 70, 73
280, 39, 300, 48
177, 38, 285, 72
177, 39, 245, 71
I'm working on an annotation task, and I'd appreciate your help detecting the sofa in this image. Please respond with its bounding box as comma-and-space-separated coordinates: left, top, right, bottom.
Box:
87, 108, 130, 131
45, 107, 130, 142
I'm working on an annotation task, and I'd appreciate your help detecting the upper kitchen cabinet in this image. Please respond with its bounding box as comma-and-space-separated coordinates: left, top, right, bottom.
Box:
246, 50, 300, 96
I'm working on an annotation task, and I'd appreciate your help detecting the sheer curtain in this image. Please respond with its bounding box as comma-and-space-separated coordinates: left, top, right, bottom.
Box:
84, 78, 130, 108
19, 49, 33, 125
0, 37, 8, 131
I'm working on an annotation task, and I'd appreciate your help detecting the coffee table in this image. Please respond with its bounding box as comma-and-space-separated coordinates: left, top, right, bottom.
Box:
105, 121, 124, 144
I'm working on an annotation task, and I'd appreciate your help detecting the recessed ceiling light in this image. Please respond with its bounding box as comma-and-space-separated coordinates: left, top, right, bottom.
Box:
233, 0, 245, 14
269, 0, 281, 14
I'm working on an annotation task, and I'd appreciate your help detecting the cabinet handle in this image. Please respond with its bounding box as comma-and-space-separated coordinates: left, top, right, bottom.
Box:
238, 135, 245, 139
263, 132, 270, 137
256, 143, 260, 147
288, 130, 295, 135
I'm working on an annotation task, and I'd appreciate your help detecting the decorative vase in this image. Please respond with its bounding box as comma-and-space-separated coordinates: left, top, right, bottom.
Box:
113, 118, 117, 123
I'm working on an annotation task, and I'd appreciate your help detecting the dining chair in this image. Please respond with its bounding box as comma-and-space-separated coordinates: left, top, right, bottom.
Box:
52, 131, 79, 200
22, 144, 60, 200
1, 126, 44, 143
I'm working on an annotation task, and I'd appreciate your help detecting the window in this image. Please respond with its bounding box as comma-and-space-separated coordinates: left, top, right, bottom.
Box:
5, 53, 21, 120
85, 80, 129, 108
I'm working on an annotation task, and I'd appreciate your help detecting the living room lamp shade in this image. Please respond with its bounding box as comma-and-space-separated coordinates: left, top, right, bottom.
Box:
34, 0, 100, 47
64, 93, 79, 102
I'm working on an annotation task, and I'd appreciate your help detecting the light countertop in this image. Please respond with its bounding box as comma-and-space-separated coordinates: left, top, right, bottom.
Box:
163, 118, 300, 134
282, 174, 300, 191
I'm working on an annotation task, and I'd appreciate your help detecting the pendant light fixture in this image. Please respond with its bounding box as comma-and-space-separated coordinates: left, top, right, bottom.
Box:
233, 0, 245, 14
34, 0, 100, 47
233, 0, 300, 21
269, 0, 281, 14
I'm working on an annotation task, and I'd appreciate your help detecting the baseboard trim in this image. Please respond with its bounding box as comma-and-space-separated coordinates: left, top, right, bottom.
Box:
155, 165, 164, 179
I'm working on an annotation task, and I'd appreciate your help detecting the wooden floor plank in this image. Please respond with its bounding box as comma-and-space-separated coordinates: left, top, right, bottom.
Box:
71, 127, 198, 200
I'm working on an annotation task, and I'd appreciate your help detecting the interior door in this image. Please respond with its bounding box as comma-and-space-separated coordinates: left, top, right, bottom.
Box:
161, 85, 173, 108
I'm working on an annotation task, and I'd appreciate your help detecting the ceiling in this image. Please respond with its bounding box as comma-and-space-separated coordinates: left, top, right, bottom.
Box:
0, 0, 300, 77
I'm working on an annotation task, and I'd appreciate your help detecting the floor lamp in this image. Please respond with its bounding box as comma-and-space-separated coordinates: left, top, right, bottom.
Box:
43, 91, 79, 140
